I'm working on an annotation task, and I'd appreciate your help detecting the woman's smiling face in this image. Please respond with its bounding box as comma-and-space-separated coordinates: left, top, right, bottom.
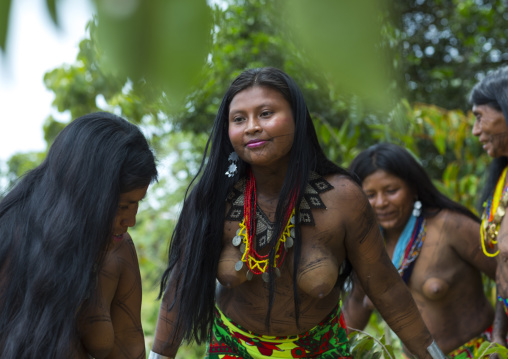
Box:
362, 169, 415, 236
472, 104, 508, 158
228, 86, 295, 171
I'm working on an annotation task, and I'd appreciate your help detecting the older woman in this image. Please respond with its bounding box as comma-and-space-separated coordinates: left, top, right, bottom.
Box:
149, 67, 444, 358
0, 112, 158, 358
344, 143, 497, 357
470, 66, 508, 348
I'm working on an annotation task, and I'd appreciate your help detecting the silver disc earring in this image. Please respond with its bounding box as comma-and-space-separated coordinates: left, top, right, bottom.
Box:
225, 152, 239, 177
412, 200, 422, 217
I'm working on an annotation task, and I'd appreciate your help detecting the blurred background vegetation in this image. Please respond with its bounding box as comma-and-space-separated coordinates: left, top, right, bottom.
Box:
1, 0, 508, 357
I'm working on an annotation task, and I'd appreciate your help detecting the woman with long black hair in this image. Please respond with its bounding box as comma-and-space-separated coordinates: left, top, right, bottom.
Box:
470, 66, 508, 350
0, 112, 157, 358
150, 67, 443, 359
345, 143, 496, 357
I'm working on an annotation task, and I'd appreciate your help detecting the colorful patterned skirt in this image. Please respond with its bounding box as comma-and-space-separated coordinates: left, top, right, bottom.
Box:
206, 304, 351, 358
446, 326, 491, 358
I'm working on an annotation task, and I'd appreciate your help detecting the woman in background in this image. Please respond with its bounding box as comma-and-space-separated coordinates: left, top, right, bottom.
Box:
345, 143, 497, 357
470, 66, 508, 349
0, 112, 157, 358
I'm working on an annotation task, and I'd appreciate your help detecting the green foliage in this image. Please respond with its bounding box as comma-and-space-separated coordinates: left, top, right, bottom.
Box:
285, 0, 396, 111
93, 0, 212, 105
390, 0, 508, 111
349, 330, 397, 359
2, 151, 46, 190
0, 0, 12, 52
2, 0, 508, 358
476, 341, 508, 358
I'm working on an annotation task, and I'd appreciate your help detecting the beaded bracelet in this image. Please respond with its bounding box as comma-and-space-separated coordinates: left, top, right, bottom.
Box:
427, 341, 446, 359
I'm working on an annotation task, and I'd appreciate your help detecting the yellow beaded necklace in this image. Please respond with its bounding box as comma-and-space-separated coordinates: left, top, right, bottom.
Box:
481, 166, 508, 257
232, 170, 296, 282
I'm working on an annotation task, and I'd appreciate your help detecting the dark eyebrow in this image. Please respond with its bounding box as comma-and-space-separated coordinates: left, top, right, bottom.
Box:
229, 102, 276, 115
120, 194, 147, 204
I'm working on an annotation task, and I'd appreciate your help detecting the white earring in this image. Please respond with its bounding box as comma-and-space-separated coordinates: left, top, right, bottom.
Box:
225, 152, 239, 177
412, 200, 422, 217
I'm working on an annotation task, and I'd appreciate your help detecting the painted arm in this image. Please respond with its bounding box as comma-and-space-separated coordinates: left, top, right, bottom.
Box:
492, 297, 508, 347
341, 180, 437, 358
342, 274, 373, 331
151, 264, 184, 359
447, 211, 496, 279
107, 236, 146, 359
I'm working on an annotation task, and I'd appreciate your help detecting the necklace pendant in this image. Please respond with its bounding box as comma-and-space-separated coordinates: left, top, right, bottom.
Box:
488, 223, 497, 235
232, 235, 242, 246
246, 270, 253, 281
234, 260, 244, 272
240, 243, 246, 254
503, 192, 508, 206
262, 272, 270, 282
275, 267, 281, 277
285, 236, 294, 250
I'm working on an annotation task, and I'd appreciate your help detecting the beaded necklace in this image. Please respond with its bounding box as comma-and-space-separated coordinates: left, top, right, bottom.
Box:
386, 214, 426, 284
232, 170, 296, 282
481, 166, 508, 257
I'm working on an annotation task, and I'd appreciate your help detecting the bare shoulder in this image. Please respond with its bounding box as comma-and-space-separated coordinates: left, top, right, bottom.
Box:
430, 208, 479, 233
109, 233, 139, 263
322, 173, 371, 220
321, 173, 376, 244
108, 233, 142, 302
322, 173, 365, 204
100, 233, 140, 287
427, 209, 481, 252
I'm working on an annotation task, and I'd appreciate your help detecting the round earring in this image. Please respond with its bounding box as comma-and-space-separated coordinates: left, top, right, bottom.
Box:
412, 200, 422, 217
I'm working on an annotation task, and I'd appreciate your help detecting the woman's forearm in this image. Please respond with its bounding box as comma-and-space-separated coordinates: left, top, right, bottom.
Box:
493, 296, 508, 346
373, 279, 436, 358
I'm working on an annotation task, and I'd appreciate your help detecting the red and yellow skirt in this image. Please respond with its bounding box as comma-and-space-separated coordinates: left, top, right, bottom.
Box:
206, 304, 351, 358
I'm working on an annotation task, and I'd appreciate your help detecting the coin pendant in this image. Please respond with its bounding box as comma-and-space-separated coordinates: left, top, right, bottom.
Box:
246, 270, 253, 281
234, 260, 243, 271
262, 272, 270, 282
232, 235, 241, 246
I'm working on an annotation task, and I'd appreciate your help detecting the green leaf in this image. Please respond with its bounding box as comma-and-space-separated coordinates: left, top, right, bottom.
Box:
45, 0, 59, 26
0, 0, 12, 52
284, 0, 396, 110
94, 0, 212, 106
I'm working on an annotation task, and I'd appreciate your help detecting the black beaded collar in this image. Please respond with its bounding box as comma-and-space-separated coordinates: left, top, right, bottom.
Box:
225, 171, 334, 230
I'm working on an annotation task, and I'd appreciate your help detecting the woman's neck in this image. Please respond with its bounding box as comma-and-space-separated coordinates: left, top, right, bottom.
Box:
250, 166, 288, 198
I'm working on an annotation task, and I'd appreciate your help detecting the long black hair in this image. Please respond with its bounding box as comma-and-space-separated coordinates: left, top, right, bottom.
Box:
159, 67, 353, 345
0, 112, 157, 358
349, 142, 478, 222
469, 66, 508, 211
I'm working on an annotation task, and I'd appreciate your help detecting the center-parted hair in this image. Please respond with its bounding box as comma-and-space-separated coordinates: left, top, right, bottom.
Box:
349, 143, 478, 222
469, 66, 508, 210
0, 112, 157, 358
159, 67, 353, 345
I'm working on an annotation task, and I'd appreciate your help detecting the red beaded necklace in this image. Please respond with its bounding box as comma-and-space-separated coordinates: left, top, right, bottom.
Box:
239, 170, 296, 278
